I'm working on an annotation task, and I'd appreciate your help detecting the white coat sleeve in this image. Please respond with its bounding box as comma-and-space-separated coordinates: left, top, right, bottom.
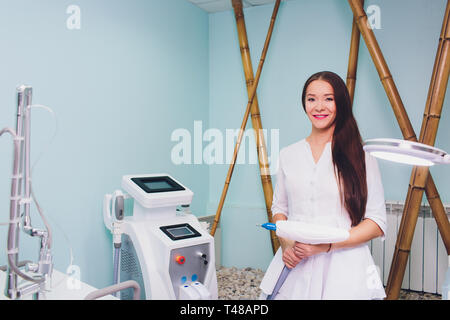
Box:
271, 150, 289, 218
363, 153, 387, 241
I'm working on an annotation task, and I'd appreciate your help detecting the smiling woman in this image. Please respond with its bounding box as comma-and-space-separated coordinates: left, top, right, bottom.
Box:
260, 71, 387, 300
301, 71, 368, 228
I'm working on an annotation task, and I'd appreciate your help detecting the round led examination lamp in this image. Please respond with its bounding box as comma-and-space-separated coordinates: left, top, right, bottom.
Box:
363, 138, 450, 166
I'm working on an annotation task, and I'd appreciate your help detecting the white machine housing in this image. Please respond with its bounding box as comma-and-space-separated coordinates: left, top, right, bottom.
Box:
122, 174, 194, 218
104, 173, 218, 300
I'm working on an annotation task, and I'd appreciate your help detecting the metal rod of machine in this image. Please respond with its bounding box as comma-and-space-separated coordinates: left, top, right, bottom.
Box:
5, 86, 28, 298
23, 87, 32, 230
4, 86, 45, 299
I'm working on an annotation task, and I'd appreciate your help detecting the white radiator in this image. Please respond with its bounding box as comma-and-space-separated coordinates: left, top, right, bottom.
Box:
370, 200, 450, 294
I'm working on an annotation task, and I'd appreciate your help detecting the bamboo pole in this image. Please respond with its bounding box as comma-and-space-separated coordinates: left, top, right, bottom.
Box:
346, 0, 364, 104
210, 0, 281, 254
231, 0, 276, 248
421, 1, 450, 255
347, 0, 450, 299
347, 0, 416, 140
386, 0, 450, 300
231, 0, 279, 253
419, 0, 450, 146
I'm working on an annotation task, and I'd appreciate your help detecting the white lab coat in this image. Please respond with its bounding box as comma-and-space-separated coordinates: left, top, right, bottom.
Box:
259, 139, 387, 300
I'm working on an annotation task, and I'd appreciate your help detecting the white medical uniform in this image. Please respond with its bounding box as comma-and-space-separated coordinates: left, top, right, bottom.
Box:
260, 139, 387, 300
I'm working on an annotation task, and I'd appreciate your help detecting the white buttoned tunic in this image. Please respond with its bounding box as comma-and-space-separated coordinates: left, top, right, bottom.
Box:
261, 139, 387, 300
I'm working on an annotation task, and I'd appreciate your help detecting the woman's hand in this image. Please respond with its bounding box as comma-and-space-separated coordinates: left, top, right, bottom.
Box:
272, 213, 304, 269
282, 246, 302, 269
293, 242, 330, 259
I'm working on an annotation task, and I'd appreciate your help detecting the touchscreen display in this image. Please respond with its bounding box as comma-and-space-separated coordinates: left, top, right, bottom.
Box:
131, 176, 185, 194
143, 180, 173, 191
160, 223, 201, 241
167, 226, 195, 238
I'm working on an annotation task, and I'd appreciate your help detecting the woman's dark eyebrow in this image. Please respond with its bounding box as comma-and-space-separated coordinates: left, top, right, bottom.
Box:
306, 93, 334, 96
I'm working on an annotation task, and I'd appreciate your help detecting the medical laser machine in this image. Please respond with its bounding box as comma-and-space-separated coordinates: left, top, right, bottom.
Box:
103, 174, 218, 300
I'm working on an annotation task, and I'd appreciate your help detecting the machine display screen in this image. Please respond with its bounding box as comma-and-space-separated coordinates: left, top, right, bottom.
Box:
167, 226, 194, 237
160, 223, 201, 241
131, 176, 185, 194
143, 180, 173, 191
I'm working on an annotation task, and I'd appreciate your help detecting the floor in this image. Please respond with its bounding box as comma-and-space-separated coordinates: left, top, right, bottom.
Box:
216, 266, 443, 300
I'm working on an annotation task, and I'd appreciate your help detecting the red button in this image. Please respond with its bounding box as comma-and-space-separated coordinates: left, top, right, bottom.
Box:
176, 255, 185, 265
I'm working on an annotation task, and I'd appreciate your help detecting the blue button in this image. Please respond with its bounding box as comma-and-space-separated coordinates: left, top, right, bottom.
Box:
191, 274, 198, 282
181, 276, 187, 284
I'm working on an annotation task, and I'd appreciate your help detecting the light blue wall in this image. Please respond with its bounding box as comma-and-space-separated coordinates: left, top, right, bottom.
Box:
0, 0, 449, 291
0, 0, 209, 289
209, 0, 450, 269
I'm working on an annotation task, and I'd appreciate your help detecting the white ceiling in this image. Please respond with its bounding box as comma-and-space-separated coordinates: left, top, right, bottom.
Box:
187, 0, 286, 13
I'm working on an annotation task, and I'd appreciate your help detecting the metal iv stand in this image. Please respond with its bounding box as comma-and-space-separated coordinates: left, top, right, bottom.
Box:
1, 85, 53, 299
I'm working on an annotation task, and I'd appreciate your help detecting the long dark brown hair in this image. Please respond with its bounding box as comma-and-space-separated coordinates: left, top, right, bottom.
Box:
301, 71, 367, 226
